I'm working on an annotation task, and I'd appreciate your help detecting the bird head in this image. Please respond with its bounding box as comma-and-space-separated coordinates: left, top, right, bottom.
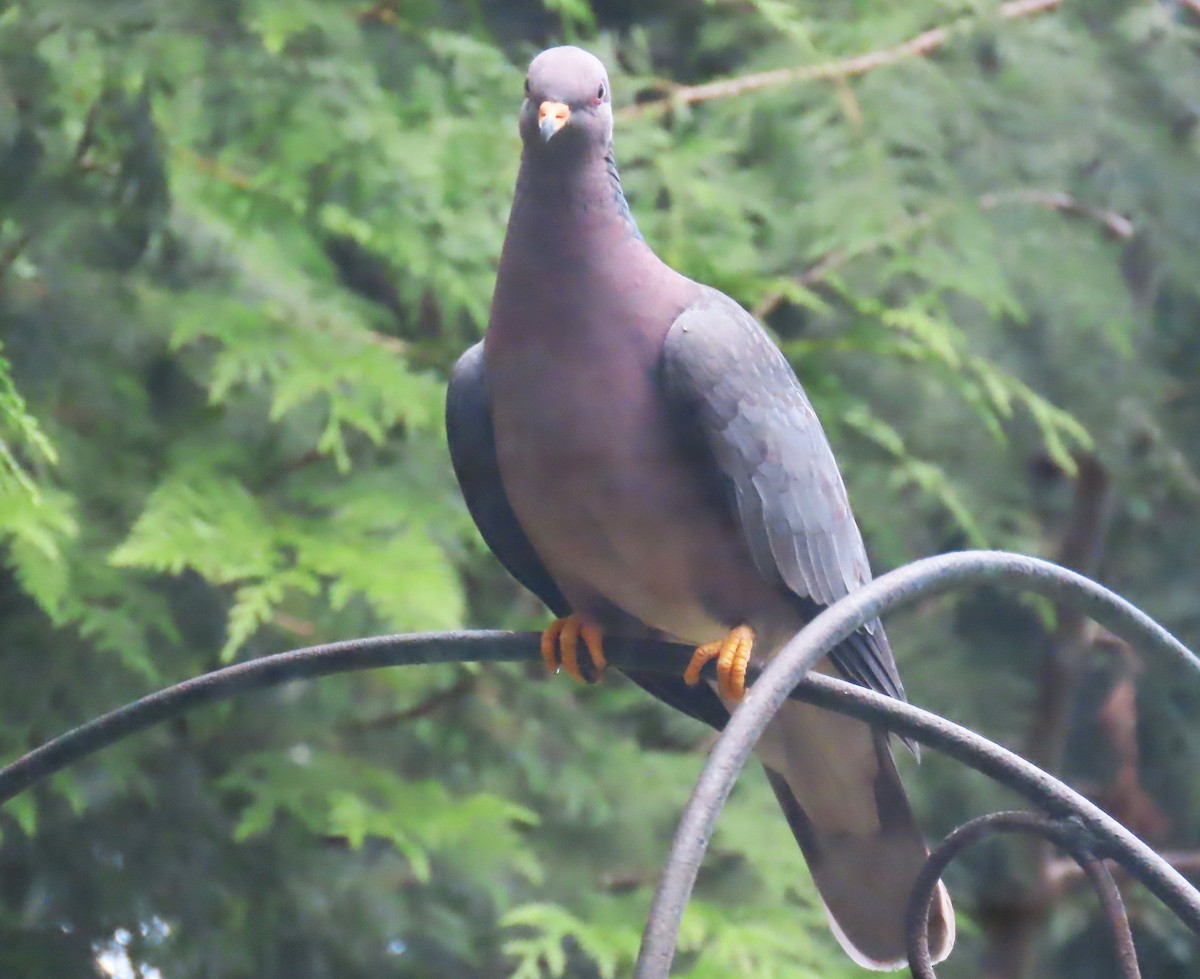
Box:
519, 47, 614, 155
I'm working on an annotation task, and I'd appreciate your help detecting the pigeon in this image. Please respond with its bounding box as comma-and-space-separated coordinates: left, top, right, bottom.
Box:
446, 45, 954, 970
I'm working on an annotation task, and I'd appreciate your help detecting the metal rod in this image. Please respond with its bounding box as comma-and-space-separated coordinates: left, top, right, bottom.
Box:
1, 550, 1197, 976
905, 811, 1140, 979
635, 550, 1200, 977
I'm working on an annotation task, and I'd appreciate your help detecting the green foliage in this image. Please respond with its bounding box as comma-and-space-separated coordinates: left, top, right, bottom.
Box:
1, 0, 1199, 977
503, 904, 621, 979
0, 344, 75, 618
222, 749, 540, 888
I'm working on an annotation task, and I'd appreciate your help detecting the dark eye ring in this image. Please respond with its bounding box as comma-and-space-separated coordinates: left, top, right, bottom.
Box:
524, 77, 531, 97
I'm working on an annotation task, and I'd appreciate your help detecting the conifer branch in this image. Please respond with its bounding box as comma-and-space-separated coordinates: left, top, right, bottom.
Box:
621, 0, 1061, 119
173, 148, 409, 356
752, 189, 1132, 320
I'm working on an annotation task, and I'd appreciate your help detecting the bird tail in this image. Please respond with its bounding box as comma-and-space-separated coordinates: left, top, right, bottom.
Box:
756, 699, 955, 971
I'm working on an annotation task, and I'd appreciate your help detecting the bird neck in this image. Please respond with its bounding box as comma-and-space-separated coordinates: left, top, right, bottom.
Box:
510, 144, 642, 246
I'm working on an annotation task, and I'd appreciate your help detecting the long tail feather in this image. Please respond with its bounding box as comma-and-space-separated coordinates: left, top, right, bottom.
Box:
758, 700, 955, 970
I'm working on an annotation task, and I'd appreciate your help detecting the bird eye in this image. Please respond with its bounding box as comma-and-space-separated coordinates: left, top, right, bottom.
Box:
524, 77, 531, 97
596, 82, 607, 101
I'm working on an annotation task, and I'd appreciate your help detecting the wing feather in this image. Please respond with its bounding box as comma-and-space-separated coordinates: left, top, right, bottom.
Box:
661, 290, 904, 702
445, 342, 569, 617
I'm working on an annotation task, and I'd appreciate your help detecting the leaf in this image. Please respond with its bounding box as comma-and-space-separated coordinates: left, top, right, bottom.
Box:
221, 751, 538, 891
502, 903, 620, 979
0, 484, 76, 621
110, 469, 277, 583
220, 569, 320, 662
842, 406, 988, 546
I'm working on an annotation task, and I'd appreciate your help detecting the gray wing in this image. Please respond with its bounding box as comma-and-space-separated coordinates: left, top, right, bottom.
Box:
446, 342, 729, 730
660, 288, 904, 702
446, 342, 570, 617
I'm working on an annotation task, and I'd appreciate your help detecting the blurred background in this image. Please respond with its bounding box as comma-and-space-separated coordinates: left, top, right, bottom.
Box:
1, 0, 1199, 976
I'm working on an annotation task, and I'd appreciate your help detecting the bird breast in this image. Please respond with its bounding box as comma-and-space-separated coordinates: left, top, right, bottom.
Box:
485, 276, 782, 644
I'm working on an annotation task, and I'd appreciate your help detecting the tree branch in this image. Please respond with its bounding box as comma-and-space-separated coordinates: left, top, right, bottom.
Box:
1047, 850, 1200, 895
970, 453, 1114, 979
979, 189, 1134, 241
621, 0, 1061, 119
0, 231, 32, 285
341, 674, 475, 732
1026, 451, 1111, 773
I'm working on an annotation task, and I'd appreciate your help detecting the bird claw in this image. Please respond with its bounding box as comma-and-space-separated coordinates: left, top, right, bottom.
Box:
541, 614, 607, 683
684, 625, 754, 701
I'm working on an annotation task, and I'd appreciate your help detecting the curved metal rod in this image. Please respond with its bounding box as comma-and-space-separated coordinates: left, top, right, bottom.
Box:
1081, 857, 1143, 979
634, 550, 1200, 977
905, 811, 1140, 979
1, 550, 1197, 976
0, 630, 686, 807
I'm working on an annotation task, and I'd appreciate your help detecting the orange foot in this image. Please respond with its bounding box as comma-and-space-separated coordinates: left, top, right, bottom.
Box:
683, 625, 755, 701
540, 614, 607, 683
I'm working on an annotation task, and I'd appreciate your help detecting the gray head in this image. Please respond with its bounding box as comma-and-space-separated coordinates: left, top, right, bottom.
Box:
519, 47, 614, 155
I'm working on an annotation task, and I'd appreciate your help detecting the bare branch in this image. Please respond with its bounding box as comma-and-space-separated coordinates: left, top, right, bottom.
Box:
1026, 452, 1111, 773
73, 101, 101, 168
979, 189, 1134, 241
179, 147, 255, 190
271, 611, 316, 637
621, 0, 1061, 119
973, 453, 1112, 978
1047, 850, 1200, 895
1095, 658, 1171, 841
342, 675, 475, 732
0, 231, 32, 285
599, 868, 656, 893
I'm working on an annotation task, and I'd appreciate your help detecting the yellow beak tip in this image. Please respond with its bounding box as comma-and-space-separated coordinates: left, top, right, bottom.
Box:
538, 100, 571, 141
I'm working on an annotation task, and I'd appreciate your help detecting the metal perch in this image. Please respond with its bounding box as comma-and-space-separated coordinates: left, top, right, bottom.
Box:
2, 551, 1198, 977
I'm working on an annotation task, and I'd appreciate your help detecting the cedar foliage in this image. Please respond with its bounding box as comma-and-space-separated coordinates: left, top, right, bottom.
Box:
0, 1, 1198, 976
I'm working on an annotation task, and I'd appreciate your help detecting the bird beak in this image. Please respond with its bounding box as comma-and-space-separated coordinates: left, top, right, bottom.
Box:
538, 100, 570, 142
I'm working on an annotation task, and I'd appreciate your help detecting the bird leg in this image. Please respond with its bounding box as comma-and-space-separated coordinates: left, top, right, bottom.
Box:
540, 614, 607, 683
684, 625, 755, 701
